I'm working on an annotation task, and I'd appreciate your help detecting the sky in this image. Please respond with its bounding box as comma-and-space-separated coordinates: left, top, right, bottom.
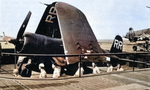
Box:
0, 0, 150, 40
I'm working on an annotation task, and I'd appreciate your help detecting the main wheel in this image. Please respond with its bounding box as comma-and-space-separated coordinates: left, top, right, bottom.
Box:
133, 46, 137, 51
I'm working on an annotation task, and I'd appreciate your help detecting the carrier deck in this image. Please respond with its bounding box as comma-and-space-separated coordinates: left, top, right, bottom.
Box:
0, 64, 150, 90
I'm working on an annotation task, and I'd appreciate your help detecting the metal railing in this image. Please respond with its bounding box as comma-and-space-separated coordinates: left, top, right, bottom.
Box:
1, 52, 150, 77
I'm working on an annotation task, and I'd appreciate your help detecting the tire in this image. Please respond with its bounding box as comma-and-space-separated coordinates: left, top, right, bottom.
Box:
133, 46, 137, 51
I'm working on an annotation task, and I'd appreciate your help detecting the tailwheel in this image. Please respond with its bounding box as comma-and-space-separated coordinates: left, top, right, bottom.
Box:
133, 46, 137, 51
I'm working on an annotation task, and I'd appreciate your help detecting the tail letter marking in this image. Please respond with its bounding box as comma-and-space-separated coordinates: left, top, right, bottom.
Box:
45, 6, 56, 23
114, 39, 123, 50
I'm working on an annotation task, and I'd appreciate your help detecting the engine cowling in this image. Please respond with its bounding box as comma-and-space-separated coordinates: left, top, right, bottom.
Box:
16, 32, 64, 54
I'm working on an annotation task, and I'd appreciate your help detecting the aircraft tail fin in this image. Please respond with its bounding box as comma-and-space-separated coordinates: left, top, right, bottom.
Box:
108, 35, 123, 66
110, 35, 123, 53
35, 2, 61, 38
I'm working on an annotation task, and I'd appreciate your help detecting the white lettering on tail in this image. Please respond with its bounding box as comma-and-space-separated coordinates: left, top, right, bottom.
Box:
113, 39, 123, 50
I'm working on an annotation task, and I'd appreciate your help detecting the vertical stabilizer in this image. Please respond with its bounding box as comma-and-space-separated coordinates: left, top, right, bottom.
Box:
110, 35, 123, 53
35, 2, 61, 38
110, 35, 123, 66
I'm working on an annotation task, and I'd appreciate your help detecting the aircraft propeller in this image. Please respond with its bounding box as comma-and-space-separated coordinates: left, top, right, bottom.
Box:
146, 6, 150, 8
15, 11, 32, 52
16, 11, 31, 41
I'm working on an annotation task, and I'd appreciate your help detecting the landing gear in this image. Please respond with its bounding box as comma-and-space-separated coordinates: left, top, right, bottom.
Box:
146, 46, 150, 52
144, 40, 150, 52
132, 40, 150, 52
133, 46, 137, 51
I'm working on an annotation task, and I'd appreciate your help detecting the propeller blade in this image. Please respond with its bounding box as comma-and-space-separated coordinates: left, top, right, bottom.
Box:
146, 6, 150, 8
16, 11, 32, 41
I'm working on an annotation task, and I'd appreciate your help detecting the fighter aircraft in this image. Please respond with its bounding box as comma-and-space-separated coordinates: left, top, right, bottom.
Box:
124, 28, 150, 52
2, 2, 123, 78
